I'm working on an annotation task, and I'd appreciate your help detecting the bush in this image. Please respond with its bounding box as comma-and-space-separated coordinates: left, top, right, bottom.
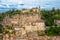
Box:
37, 31, 45, 36
45, 26, 60, 36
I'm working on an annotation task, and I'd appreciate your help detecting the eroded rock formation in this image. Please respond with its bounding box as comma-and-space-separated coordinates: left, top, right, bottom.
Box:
3, 8, 46, 40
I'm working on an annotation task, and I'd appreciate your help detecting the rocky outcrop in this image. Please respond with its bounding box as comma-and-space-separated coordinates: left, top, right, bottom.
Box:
3, 8, 46, 40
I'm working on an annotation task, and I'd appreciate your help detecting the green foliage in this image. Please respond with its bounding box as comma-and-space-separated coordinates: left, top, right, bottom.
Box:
54, 13, 60, 19
6, 25, 12, 30
4, 29, 15, 34
41, 9, 60, 36
0, 10, 22, 22
4, 25, 15, 34
5, 10, 21, 16
4, 29, 10, 34
45, 19, 54, 26
38, 31, 45, 36
0, 13, 5, 21
41, 8, 60, 26
41, 10, 54, 26
45, 26, 60, 36
0, 24, 3, 33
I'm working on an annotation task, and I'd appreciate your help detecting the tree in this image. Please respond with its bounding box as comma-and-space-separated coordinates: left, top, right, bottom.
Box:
45, 26, 60, 36
41, 10, 54, 26
0, 24, 3, 33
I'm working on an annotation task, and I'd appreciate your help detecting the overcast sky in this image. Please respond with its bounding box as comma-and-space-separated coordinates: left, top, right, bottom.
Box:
0, 0, 60, 12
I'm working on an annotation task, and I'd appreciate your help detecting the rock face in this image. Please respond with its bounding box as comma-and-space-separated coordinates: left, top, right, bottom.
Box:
3, 8, 46, 40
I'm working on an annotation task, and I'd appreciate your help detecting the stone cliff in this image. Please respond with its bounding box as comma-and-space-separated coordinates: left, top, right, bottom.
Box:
2, 8, 46, 40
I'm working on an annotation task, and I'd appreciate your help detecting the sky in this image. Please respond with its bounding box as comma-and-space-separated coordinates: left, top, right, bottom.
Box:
0, 0, 60, 12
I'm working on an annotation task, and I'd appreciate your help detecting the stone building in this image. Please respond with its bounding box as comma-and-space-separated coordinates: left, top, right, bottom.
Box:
2, 8, 46, 40
22, 8, 39, 13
